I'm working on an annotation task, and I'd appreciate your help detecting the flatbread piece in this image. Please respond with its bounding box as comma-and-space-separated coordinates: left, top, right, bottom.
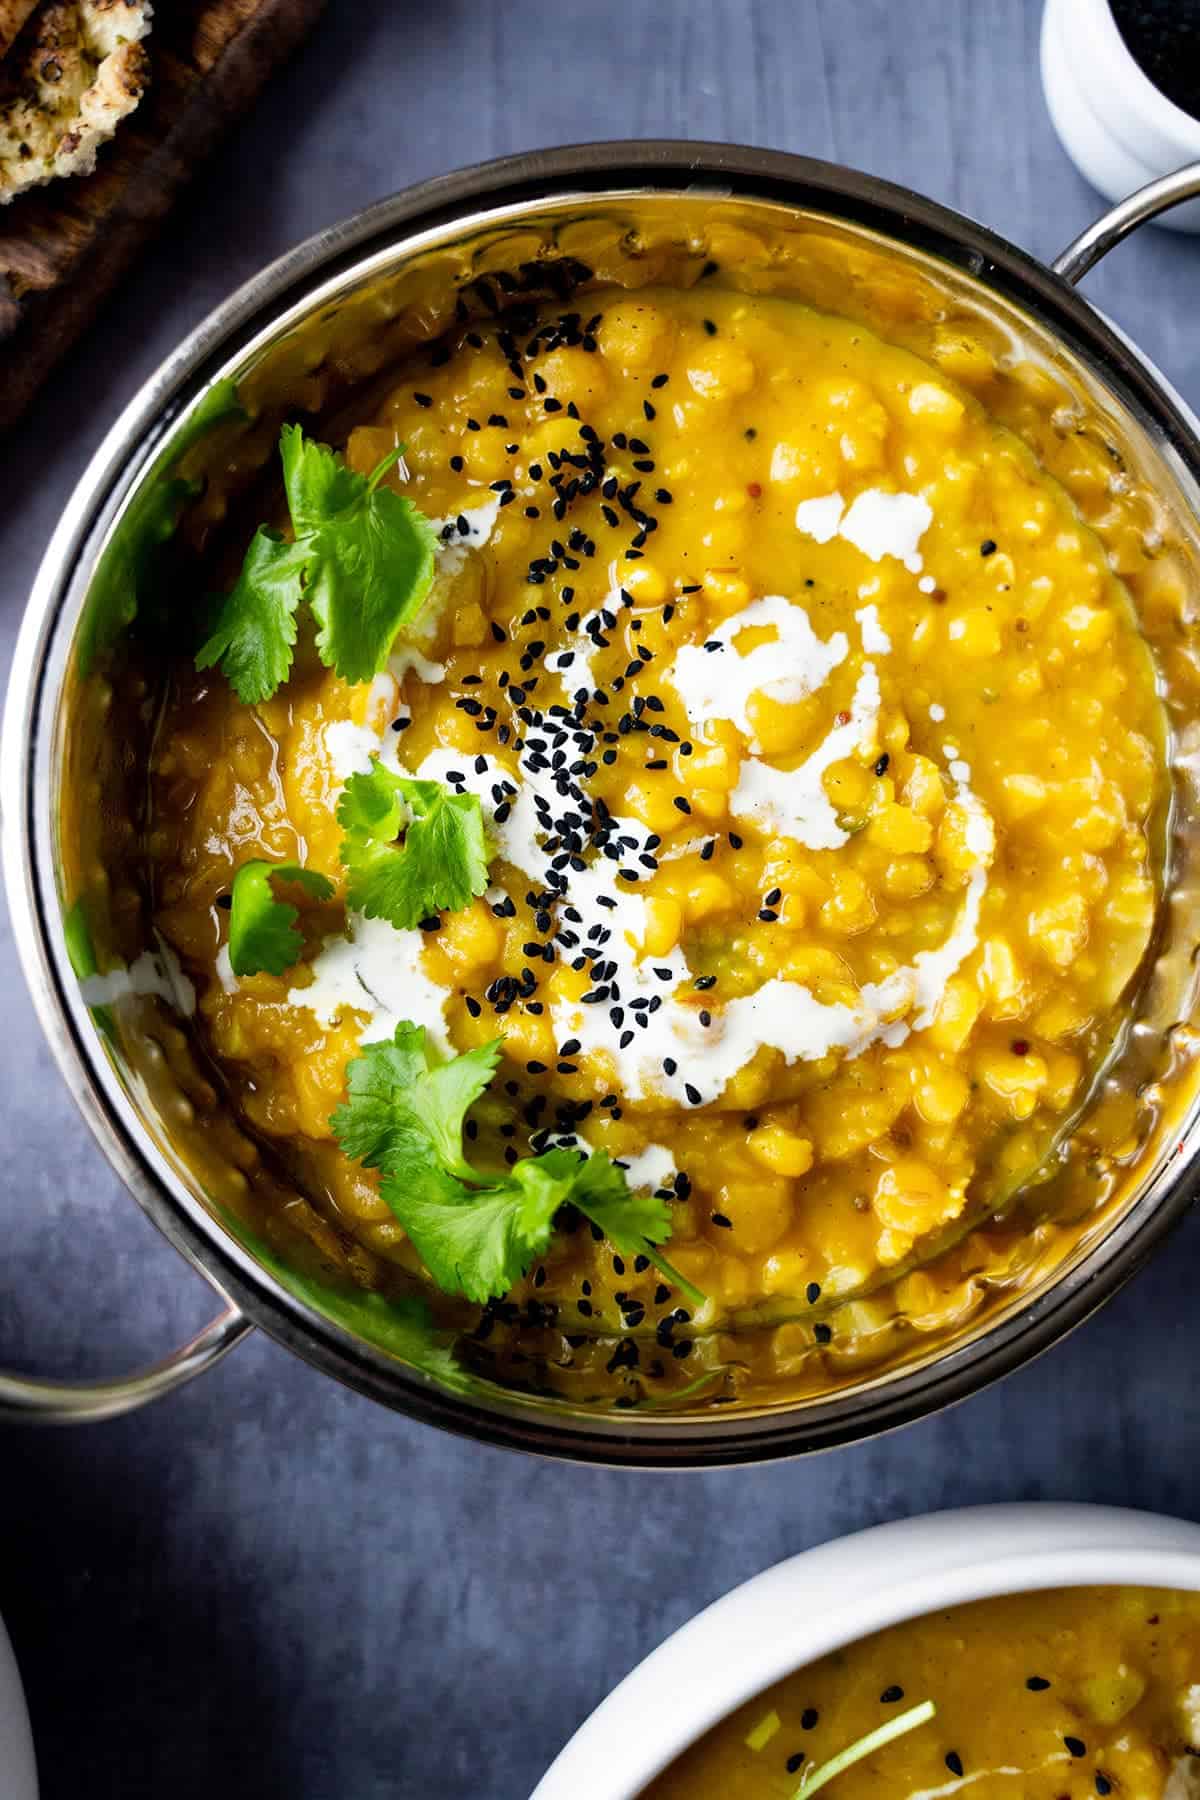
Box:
0, 0, 153, 204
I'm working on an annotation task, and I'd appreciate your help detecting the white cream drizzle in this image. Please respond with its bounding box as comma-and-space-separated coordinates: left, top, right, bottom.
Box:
731, 661, 882, 851
855, 601, 892, 655
289, 913, 451, 1052
282, 489, 995, 1112
80, 935, 196, 1017
613, 1143, 677, 1193
795, 485, 934, 574
668, 594, 848, 749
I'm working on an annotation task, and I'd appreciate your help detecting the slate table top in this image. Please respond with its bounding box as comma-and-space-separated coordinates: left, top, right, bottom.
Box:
2, 3, 1199, 1795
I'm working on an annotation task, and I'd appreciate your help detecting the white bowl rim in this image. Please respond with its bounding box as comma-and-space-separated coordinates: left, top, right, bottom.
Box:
1068, 0, 1200, 154
531, 1502, 1200, 1800
0, 1609, 37, 1800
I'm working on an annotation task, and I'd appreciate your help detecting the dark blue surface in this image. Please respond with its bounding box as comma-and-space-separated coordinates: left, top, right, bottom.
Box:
2, 3, 1199, 1796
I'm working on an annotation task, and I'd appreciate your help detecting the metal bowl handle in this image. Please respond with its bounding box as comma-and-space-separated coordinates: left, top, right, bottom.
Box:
1053, 162, 1200, 284
0, 1297, 252, 1424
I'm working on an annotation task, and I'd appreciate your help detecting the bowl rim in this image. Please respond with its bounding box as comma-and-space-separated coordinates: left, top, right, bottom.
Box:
6, 140, 1200, 1465
530, 1501, 1200, 1798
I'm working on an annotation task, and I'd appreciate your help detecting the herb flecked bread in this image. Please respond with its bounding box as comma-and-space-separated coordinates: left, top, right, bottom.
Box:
0, 0, 152, 204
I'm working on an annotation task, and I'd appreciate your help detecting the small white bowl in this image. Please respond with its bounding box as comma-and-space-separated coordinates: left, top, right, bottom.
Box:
1042, 0, 1200, 232
0, 1612, 36, 1800
532, 1504, 1200, 1800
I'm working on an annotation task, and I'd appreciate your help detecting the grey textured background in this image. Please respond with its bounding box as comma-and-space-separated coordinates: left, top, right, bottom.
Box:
2, 3, 1199, 1796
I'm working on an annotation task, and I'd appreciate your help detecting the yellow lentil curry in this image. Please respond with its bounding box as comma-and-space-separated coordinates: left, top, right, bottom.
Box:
645, 1586, 1200, 1799
150, 281, 1166, 1358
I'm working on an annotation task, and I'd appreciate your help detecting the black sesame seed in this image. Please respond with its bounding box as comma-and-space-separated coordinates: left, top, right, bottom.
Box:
1065, 1737, 1086, 1760
684, 1083, 702, 1105
801, 1708, 819, 1731
945, 1752, 964, 1778
814, 1322, 832, 1344
880, 1685, 904, 1704
711, 1212, 733, 1229
1026, 1676, 1050, 1691
981, 538, 997, 555
413, 392, 433, 407
702, 318, 718, 336
806, 1282, 821, 1304
874, 753, 890, 776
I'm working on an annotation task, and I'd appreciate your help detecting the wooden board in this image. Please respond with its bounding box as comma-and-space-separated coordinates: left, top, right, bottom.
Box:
0, 0, 328, 432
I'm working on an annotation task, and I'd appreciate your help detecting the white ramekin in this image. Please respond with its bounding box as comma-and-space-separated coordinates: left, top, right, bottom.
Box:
532, 1504, 1200, 1800
1042, 0, 1200, 232
0, 1613, 36, 1800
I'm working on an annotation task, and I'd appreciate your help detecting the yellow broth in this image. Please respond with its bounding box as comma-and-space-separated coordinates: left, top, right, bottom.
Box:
150, 283, 1167, 1362
644, 1585, 1200, 1798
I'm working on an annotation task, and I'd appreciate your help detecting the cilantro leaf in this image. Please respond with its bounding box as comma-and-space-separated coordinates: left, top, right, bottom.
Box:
569, 1150, 704, 1305
195, 427, 440, 703
332, 1022, 501, 1182
379, 1157, 557, 1306
196, 529, 307, 705
279, 427, 440, 684
227, 860, 336, 977
330, 1024, 700, 1307
338, 759, 490, 930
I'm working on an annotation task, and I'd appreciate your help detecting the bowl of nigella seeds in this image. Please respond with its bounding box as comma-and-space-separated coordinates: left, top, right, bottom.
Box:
1042, 0, 1200, 231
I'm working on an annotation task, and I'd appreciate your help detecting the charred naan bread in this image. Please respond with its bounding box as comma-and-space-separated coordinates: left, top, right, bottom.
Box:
0, 1, 152, 204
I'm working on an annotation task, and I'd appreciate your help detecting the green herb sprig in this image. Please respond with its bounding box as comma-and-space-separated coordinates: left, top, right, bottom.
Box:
197, 427, 439, 704
227, 860, 335, 978
793, 1699, 936, 1799
330, 1022, 703, 1306
338, 760, 490, 933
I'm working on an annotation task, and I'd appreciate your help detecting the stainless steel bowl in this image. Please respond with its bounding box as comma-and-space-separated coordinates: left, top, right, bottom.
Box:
5, 143, 1200, 1464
